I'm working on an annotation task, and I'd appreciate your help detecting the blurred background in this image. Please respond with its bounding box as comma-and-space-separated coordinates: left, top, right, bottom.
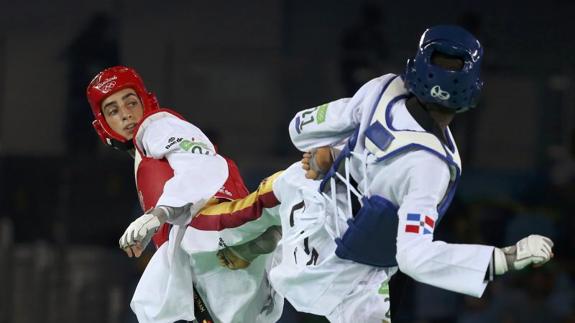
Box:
0, 0, 574, 322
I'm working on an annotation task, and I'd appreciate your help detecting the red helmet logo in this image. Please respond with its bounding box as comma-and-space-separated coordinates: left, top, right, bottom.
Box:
93, 75, 118, 93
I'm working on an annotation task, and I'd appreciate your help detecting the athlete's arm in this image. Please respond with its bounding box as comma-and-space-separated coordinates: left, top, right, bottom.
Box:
119, 116, 228, 256
142, 116, 229, 222
289, 75, 393, 152
394, 152, 553, 296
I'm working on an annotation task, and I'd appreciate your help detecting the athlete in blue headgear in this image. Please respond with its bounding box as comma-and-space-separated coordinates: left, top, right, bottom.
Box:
276, 25, 554, 322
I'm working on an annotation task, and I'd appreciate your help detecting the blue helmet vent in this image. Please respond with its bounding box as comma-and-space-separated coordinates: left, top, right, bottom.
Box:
405, 25, 483, 112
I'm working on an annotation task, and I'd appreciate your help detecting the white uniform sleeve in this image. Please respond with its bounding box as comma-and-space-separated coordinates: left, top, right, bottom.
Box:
393, 152, 494, 297
289, 77, 390, 152
141, 117, 228, 210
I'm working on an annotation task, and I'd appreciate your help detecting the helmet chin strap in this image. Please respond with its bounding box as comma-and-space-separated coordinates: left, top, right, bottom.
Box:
107, 137, 135, 151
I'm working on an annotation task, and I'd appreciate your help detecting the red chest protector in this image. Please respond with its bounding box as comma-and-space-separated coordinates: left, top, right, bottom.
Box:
133, 109, 249, 248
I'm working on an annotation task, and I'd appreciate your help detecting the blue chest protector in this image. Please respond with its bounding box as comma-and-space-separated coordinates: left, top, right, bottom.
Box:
330, 75, 462, 267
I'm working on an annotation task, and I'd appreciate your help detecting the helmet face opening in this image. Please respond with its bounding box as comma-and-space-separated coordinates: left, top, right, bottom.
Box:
86, 66, 159, 149
405, 25, 483, 113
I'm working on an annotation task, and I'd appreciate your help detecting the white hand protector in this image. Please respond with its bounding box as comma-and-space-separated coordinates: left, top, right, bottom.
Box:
119, 208, 168, 251
494, 234, 554, 275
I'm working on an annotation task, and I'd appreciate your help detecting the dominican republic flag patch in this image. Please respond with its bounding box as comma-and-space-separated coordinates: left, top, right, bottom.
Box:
405, 213, 435, 234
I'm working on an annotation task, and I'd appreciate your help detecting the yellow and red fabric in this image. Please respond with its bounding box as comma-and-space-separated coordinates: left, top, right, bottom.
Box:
191, 171, 283, 231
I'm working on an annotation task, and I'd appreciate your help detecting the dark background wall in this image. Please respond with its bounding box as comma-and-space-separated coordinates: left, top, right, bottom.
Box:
1, 0, 574, 322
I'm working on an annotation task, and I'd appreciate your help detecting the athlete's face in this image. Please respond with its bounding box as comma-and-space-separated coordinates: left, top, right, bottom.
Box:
101, 88, 144, 140
430, 51, 464, 71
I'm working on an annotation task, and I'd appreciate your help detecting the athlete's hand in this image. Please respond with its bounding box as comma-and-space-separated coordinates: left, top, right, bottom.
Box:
125, 242, 146, 258
217, 248, 251, 270
119, 208, 167, 258
302, 146, 334, 180
494, 234, 554, 275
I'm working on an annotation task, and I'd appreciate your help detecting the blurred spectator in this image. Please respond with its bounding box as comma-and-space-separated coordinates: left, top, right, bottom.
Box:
496, 268, 563, 323
340, 2, 388, 95
547, 144, 575, 187
63, 12, 120, 154
457, 287, 499, 323
456, 11, 498, 71
457, 12, 482, 41
413, 283, 460, 323
504, 208, 558, 246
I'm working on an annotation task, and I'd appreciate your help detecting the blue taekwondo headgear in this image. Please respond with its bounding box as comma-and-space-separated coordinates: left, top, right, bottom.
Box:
404, 25, 483, 113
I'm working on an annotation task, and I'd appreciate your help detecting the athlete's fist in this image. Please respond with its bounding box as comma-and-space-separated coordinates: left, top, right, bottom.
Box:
302, 146, 334, 180
494, 234, 554, 275
119, 208, 167, 258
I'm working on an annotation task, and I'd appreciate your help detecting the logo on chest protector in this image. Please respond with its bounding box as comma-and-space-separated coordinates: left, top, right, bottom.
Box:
430, 85, 450, 101
179, 140, 212, 155
165, 137, 183, 149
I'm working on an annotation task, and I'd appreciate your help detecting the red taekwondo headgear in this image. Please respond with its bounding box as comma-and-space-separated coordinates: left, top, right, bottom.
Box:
86, 66, 160, 150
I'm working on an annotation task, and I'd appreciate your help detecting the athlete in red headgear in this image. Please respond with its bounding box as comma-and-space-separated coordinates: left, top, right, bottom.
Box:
87, 66, 159, 149
87, 66, 256, 251
86, 66, 283, 323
